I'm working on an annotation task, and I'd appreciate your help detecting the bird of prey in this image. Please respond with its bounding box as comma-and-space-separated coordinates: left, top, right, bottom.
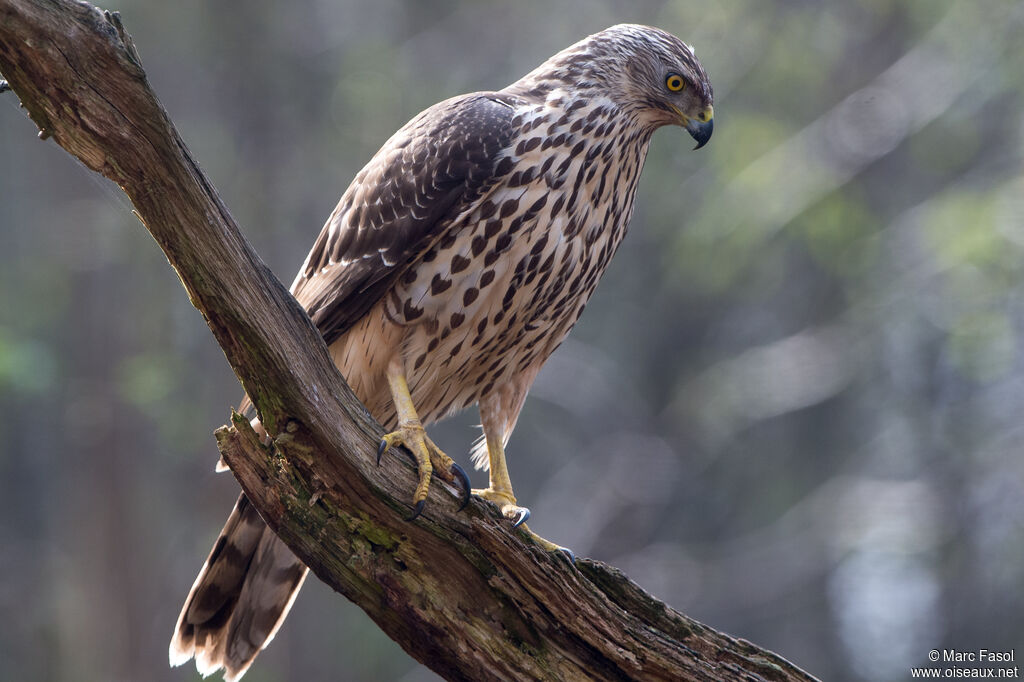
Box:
170, 23, 713, 681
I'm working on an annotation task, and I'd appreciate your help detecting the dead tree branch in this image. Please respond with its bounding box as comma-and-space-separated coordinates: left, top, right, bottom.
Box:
0, 1, 817, 680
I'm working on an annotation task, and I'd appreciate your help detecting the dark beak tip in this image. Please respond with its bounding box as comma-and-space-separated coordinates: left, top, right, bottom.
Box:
688, 118, 713, 150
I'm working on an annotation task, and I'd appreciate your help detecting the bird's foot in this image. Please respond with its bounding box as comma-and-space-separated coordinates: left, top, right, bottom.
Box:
472, 487, 575, 563
521, 523, 576, 563
378, 422, 470, 519
472, 487, 530, 527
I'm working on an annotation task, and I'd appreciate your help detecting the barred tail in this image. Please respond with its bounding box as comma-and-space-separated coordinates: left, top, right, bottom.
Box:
169, 494, 308, 681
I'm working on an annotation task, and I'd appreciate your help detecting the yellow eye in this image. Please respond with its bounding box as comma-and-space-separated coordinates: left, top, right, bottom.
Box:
665, 73, 685, 92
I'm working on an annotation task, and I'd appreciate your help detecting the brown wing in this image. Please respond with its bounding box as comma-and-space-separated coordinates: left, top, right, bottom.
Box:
290, 92, 521, 346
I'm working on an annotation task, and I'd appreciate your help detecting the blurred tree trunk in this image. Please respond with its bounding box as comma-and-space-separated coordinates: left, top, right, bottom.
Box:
0, 1, 817, 680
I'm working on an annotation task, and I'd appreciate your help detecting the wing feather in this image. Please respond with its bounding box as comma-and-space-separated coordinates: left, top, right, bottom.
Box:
290, 92, 521, 346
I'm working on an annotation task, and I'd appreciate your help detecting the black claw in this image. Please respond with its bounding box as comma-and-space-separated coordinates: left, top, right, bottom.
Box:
559, 547, 577, 564
376, 439, 388, 466
512, 507, 530, 529
0, 81, 10, 94
406, 499, 426, 522
450, 463, 471, 511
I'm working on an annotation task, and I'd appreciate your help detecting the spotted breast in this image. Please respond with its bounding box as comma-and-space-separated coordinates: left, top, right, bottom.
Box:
383, 89, 652, 438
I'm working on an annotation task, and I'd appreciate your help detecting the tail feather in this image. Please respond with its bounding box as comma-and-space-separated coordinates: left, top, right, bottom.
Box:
170, 493, 308, 681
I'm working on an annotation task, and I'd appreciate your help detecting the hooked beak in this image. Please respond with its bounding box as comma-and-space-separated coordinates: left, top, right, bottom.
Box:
685, 105, 714, 150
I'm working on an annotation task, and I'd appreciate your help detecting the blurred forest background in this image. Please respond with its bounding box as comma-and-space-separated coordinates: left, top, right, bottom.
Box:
2, 1, 1023, 680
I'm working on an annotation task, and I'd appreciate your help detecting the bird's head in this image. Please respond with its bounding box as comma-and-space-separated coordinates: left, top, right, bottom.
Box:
520, 24, 714, 148
609, 24, 714, 148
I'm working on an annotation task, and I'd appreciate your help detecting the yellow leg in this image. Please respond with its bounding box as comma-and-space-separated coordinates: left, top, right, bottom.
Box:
472, 431, 518, 514
378, 359, 469, 518
472, 433, 574, 561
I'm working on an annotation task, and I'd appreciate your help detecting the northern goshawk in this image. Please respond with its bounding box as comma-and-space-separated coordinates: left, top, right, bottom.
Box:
171, 23, 713, 680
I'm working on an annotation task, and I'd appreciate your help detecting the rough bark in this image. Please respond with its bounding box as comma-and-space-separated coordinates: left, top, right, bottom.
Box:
0, 2, 818, 680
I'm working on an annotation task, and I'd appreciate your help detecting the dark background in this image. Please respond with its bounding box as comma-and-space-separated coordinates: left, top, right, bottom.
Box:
2, 1, 1023, 681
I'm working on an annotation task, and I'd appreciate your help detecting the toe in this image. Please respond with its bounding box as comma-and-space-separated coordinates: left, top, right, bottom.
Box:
510, 507, 530, 528
377, 430, 418, 466
517, 523, 575, 562
379, 427, 469, 517
423, 437, 456, 481
451, 463, 471, 512
406, 499, 426, 522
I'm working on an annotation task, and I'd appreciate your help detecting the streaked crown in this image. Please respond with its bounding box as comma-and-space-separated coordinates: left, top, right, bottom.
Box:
507, 24, 713, 133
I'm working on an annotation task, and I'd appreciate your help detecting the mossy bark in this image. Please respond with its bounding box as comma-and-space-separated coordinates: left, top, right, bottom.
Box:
0, 2, 818, 680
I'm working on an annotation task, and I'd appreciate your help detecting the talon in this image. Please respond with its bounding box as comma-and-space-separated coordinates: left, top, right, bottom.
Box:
512, 507, 530, 528
379, 420, 461, 518
377, 433, 417, 466
451, 463, 471, 511
406, 499, 426, 522
558, 547, 576, 564
382, 364, 464, 519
